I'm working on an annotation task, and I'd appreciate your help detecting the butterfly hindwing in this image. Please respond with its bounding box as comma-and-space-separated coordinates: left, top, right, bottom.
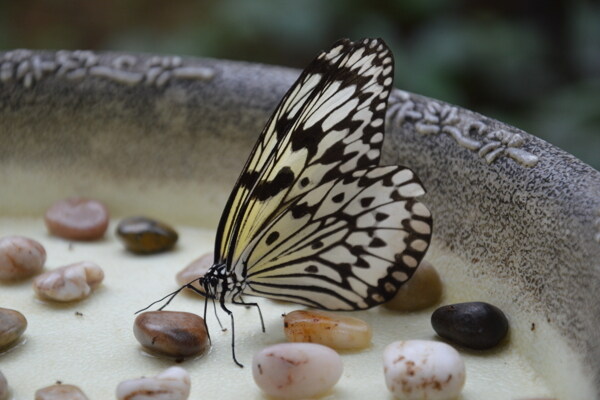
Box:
239, 166, 432, 310
215, 38, 395, 268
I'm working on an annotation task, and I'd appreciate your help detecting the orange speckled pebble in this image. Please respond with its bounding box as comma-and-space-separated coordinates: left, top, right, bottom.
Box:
284, 309, 372, 350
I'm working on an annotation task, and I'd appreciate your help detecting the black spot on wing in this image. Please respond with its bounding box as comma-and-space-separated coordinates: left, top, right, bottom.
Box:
311, 240, 324, 249
239, 170, 260, 190
318, 141, 346, 165
305, 265, 319, 273
266, 231, 280, 245
375, 212, 389, 221
332, 193, 345, 203
369, 237, 386, 247
360, 197, 375, 208
254, 167, 295, 201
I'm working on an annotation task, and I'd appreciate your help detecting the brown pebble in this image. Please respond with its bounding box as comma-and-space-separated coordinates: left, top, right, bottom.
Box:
134, 311, 209, 358
35, 384, 89, 400
116, 217, 178, 254
0, 308, 27, 349
384, 260, 442, 311
45, 197, 109, 241
0, 236, 46, 281
0, 370, 8, 400
176, 252, 213, 292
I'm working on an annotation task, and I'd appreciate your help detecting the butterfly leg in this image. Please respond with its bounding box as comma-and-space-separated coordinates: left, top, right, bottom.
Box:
218, 297, 243, 368
232, 295, 266, 333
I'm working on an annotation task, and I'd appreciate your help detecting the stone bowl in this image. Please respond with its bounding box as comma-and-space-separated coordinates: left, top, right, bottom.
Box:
1, 49, 599, 399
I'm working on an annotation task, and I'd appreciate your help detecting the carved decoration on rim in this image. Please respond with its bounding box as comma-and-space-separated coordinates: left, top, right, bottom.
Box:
0, 49, 215, 89
387, 89, 539, 167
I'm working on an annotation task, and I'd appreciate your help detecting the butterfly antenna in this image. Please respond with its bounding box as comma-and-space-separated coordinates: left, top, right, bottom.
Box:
135, 286, 185, 314
135, 278, 204, 314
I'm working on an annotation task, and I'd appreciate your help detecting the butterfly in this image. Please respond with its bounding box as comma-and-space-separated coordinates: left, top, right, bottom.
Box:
141, 38, 432, 367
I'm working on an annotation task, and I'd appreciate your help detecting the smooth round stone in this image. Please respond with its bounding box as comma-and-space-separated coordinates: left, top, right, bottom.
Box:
175, 252, 213, 292
116, 217, 178, 254
134, 311, 209, 358
0, 236, 46, 280
0, 307, 27, 349
116, 366, 190, 400
284, 309, 372, 350
33, 261, 104, 302
252, 342, 343, 400
384, 260, 442, 311
0, 370, 7, 400
431, 301, 509, 349
383, 340, 466, 400
45, 197, 109, 241
35, 384, 89, 400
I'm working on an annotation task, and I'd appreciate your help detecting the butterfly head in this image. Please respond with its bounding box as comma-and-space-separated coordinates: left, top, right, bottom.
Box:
201, 262, 233, 301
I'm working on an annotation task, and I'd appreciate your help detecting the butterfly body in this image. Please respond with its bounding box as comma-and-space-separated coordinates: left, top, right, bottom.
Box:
143, 38, 432, 366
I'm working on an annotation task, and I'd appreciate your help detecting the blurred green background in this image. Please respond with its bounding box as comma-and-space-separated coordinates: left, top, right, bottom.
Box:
1, 0, 598, 168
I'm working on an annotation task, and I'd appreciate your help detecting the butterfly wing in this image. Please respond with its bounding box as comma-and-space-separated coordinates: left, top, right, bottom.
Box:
214, 38, 394, 267
240, 166, 432, 310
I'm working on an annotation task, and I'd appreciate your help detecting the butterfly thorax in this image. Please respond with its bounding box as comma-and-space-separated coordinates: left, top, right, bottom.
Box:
202, 263, 244, 302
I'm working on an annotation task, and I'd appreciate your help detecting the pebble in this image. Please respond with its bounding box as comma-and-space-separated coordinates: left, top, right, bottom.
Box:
0, 236, 46, 280
431, 301, 509, 349
175, 252, 213, 292
45, 197, 109, 241
383, 340, 465, 400
33, 261, 104, 302
0, 307, 27, 349
35, 384, 89, 400
116, 217, 178, 254
252, 342, 343, 400
284, 309, 372, 350
0, 370, 7, 400
384, 260, 442, 311
116, 366, 191, 400
134, 311, 209, 358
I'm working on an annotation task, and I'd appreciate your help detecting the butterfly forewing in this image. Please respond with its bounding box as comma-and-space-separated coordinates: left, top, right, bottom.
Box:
215, 38, 395, 267
238, 166, 432, 310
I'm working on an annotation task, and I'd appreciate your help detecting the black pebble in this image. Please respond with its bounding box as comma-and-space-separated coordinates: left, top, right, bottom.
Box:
431, 301, 509, 350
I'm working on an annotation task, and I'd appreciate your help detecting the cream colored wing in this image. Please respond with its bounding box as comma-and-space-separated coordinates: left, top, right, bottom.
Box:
240, 166, 432, 310
215, 38, 395, 269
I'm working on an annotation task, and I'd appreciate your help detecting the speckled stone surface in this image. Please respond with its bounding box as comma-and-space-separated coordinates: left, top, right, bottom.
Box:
1, 49, 599, 398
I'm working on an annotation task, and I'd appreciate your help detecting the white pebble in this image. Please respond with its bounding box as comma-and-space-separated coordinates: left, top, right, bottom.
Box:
383, 340, 465, 400
0, 370, 8, 400
0, 235, 46, 280
116, 366, 191, 400
33, 261, 104, 302
252, 342, 343, 400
